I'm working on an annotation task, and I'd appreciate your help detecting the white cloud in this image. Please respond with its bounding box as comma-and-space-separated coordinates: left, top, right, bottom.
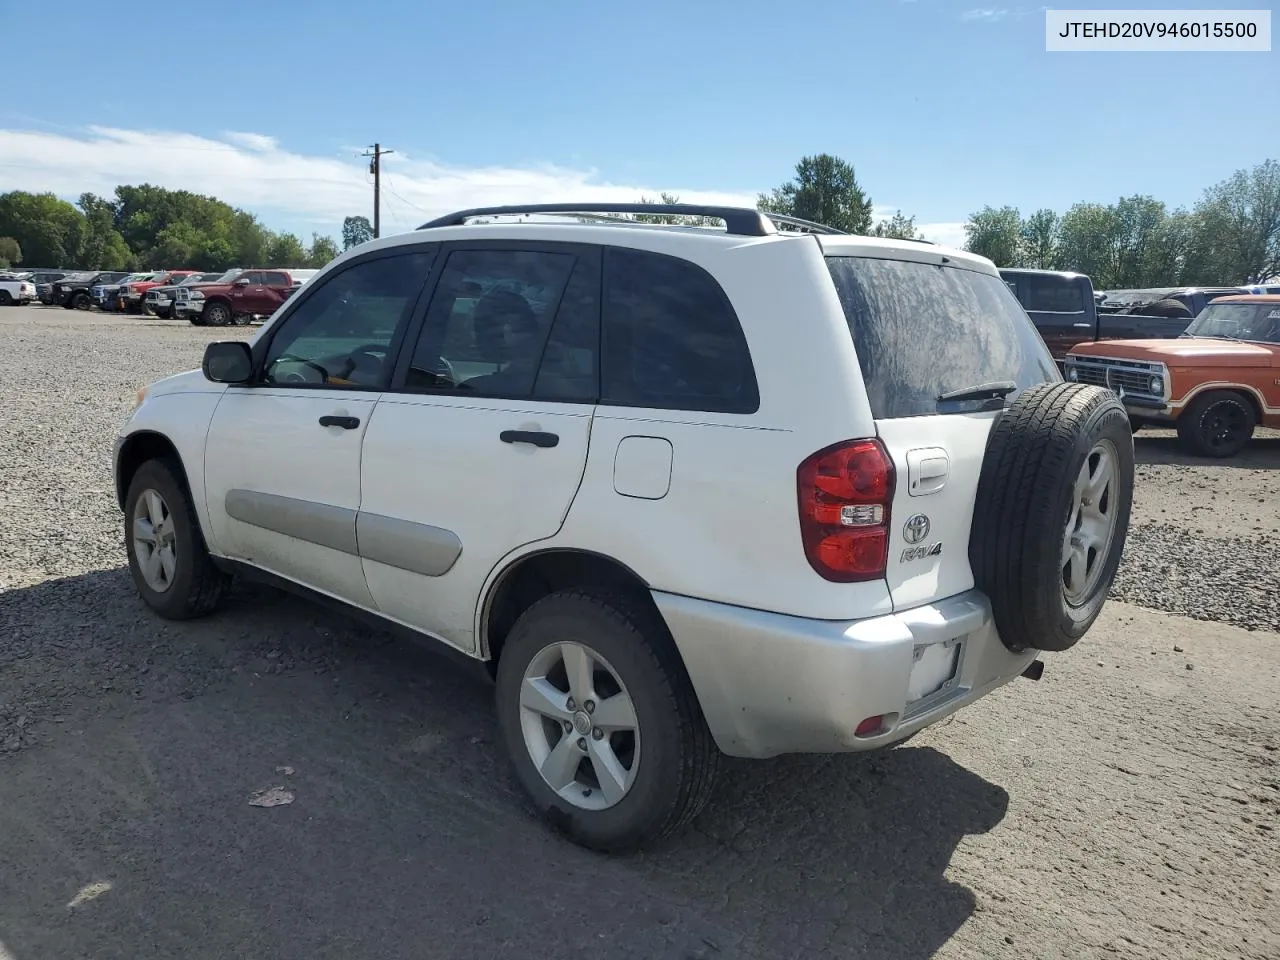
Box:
0, 125, 759, 237
0, 124, 969, 247
961, 8, 1010, 21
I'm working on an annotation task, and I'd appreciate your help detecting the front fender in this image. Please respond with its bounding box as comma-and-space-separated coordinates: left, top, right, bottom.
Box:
116, 383, 229, 554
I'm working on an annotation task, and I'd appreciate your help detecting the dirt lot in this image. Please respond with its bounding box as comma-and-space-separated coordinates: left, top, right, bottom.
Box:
1, 305, 1277, 960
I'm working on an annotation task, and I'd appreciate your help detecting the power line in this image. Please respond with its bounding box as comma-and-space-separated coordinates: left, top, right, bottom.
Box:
360, 143, 394, 238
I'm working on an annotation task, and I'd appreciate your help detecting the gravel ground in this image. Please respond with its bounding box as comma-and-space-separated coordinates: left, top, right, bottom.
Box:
1, 305, 1277, 960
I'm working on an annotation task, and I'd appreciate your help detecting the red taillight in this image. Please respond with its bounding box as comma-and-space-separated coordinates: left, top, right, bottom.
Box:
797, 438, 895, 582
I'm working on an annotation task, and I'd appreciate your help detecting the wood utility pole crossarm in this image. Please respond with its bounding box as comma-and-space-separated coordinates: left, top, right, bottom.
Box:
362, 143, 394, 238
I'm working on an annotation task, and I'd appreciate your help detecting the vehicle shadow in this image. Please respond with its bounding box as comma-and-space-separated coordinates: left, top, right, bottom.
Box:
0, 569, 1008, 960
1134, 430, 1280, 470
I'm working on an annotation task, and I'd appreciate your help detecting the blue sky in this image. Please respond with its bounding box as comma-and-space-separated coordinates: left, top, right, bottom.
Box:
2, 0, 1275, 246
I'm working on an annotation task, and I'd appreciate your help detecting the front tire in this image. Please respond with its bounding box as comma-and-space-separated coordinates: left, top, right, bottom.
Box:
202, 301, 231, 326
124, 458, 229, 620
1176, 390, 1256, 458
495, 589, 720, 853
72, 292, 91, 310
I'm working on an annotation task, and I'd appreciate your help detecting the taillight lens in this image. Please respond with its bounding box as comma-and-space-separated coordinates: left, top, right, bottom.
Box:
797, 438, 895, 582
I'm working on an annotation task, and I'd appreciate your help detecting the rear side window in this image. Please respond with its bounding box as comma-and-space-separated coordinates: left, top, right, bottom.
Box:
1021, 275, 1086, 313
826, 257, 1058, 419
602, 248, 759, 414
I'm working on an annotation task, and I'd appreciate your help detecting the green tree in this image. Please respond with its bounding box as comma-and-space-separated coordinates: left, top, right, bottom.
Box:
342, 215, 374, 250
307, 233, 341, 267
758, 154, 874, 234
76, 193, 133, 270
869, 210, 922, 240
0, 236, 21, 267
0, 191, 85, 266
266, 232, 309, 267
1019, 209, 1060, 269
1191, 159, 1280, 284
963, 205, 1023, 266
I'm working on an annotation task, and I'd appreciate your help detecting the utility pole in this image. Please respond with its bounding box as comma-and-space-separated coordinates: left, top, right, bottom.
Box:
362, 143, 394, 238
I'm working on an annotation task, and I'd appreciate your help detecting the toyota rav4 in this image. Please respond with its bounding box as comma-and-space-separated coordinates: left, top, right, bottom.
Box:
112, 202, 1135, 852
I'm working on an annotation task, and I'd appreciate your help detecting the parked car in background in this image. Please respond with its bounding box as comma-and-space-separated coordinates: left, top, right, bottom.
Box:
1098, 286, 1249, 319
174, 268, 302, 326
1242, 283, 1280, 295
1000, 268, 1193, 366
1065, 294, 1280, 457
0, 275, 37, 305
119, 270, 199, 314
55, 271, 130, 309
144, 272, 224, 319
94, 273, 157, 311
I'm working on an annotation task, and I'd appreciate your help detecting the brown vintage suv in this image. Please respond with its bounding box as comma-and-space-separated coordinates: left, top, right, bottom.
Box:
1064, 294, 1280, 458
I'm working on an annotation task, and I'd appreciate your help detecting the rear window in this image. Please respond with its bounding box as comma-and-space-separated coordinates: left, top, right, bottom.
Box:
826, 256, 1059, 419
1019, 274, 1086, 313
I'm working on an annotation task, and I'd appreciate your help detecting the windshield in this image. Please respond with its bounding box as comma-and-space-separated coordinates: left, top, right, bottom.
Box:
826, 257, 1059, 419
1183, 302, 1280, 343
214, 269, 244, 283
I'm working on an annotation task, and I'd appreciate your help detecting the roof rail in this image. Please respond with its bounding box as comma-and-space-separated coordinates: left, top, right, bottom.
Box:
416, 203, 849, 238
763, 213, 847, 236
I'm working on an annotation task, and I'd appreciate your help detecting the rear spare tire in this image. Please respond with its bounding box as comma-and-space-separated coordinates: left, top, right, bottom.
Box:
969, 382, 1134, 653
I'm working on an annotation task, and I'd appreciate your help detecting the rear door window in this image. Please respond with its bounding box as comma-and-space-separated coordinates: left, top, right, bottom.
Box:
601, 247, 759, 414
826, 256, 1059, 419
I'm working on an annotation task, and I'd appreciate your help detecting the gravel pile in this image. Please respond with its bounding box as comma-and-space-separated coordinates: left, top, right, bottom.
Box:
1111, 521, 1279, 633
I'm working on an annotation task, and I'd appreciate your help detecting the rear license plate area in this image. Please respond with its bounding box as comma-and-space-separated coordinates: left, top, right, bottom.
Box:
906, 636, 963, 705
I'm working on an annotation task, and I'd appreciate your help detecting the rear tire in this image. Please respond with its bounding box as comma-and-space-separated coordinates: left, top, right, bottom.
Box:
969, 382, 1134, 654
495, 588, 720, 853
0, 291, 11, 306
1176, 390, 1255, 459
124, 458, 229, 620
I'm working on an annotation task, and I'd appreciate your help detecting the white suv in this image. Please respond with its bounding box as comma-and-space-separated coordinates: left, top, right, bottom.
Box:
113, 202, 1135, 852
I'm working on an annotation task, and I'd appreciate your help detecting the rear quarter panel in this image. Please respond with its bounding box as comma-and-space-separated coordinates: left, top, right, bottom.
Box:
508, 235, 896, 622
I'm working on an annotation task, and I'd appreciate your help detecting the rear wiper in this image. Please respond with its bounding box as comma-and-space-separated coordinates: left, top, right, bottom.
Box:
936, 381, 1018, 403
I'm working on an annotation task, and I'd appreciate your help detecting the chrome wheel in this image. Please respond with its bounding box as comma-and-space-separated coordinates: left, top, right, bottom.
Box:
519, 641, 640, 812
1062, 439, 1119, 606
132, 488, 177, 593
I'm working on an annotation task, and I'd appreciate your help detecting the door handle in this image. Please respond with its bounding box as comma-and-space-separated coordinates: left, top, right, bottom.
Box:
319, 415, 360, 430
500, 430, 559, 448
1072, 322, 1093, 329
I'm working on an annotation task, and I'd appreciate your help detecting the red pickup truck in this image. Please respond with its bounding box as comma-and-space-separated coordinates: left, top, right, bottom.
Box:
118, 270, 200, 314
172, 268, 304, 326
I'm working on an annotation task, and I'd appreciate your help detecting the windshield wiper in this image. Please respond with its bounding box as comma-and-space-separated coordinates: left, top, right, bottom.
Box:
937, 381, 1018, 403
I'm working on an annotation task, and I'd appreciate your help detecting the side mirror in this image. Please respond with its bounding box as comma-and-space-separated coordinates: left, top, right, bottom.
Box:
233, 277, 251, 286
203, 341, 254, 384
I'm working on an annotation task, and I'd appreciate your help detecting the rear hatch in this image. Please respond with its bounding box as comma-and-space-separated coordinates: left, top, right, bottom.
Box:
823, 249, 1060, 611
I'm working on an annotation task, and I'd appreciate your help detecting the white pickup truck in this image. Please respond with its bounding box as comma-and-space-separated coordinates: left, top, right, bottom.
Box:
0, 274, 37, 306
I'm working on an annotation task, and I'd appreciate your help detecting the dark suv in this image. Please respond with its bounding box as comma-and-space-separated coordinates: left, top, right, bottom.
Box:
55, 271, 131, 310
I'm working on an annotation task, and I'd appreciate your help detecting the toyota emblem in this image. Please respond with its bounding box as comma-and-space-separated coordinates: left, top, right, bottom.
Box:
903, 514, 931, 544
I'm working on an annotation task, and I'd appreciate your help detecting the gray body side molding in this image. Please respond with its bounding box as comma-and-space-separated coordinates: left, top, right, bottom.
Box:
225, 489, 462, 577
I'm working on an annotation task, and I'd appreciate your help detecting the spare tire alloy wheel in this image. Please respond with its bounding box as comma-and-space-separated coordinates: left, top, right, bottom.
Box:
969, 382, 1135, 654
